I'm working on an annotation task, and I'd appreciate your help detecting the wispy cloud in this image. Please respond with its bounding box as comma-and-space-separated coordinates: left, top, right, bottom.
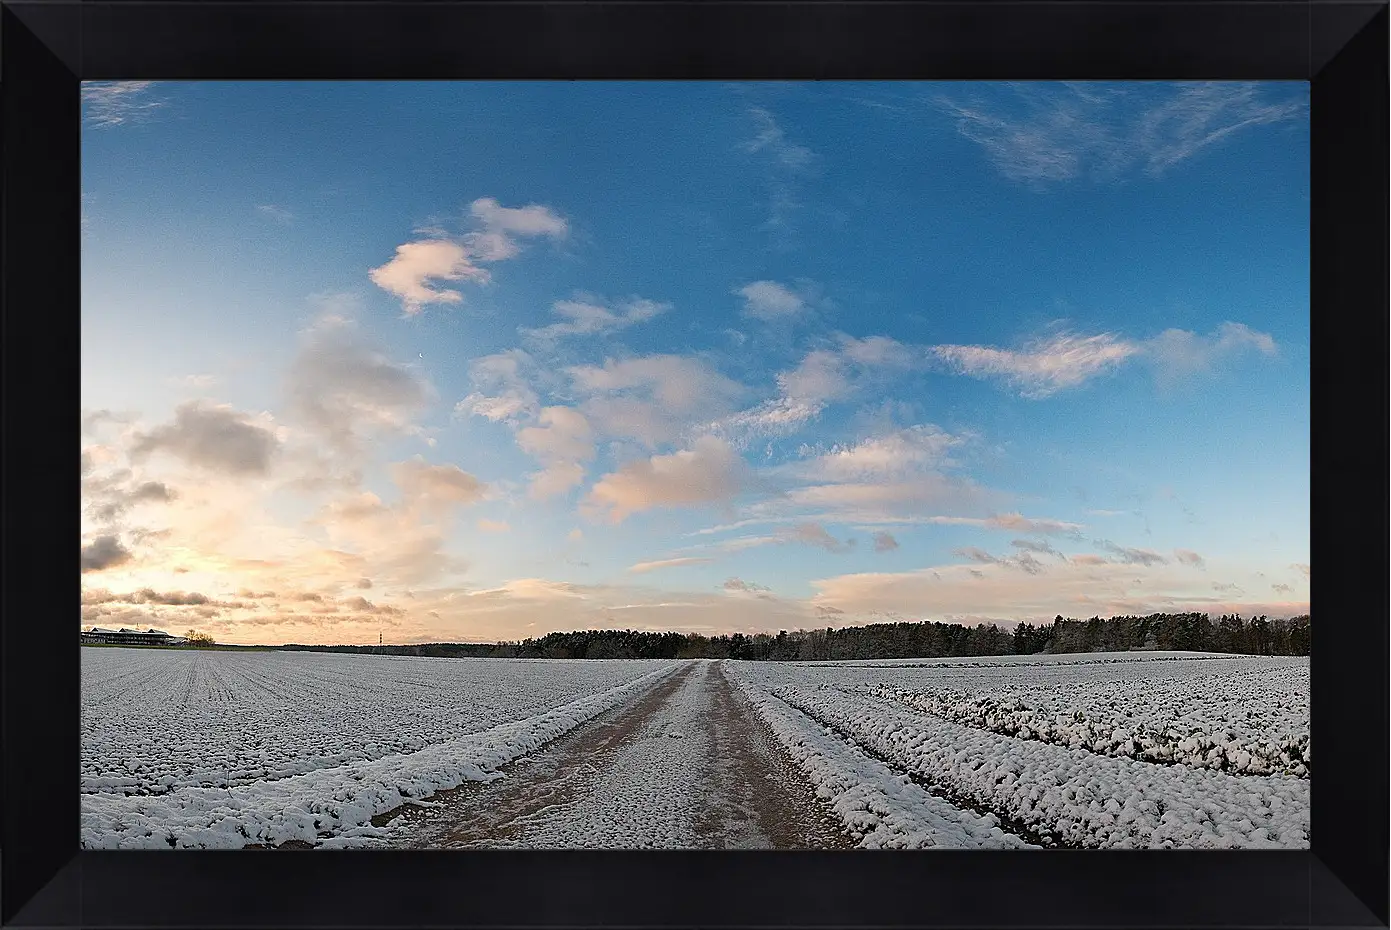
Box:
454, 350, 541, 426
628, 557, 715, 574
941, 82, 1306, 185
702, 336, 921, 447
743, 106, 817, 171
933, 332, 1139, 399
521, 294, 669, 343
932, 323, 1278, 398
82, 81, 166, 128
741, 106, 818, 242
255, 204, 295, 225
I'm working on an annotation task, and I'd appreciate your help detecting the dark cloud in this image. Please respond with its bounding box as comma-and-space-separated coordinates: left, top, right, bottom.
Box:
356, 578, 373, 589
1173, 548, 1206, 568
1094, 539, 1168, 566
80, 535, 132, 572
131, 402, 279, 475
87, 480, 176, 522
83, 587, 237, 607
342, 596, 405, 616
1010, 537, 1063, 559
954, 545, 1048, 575
786, 522, 855, 553
955, 546, 1004, 565
723, 577, 771, 593
872, 531, 900, 553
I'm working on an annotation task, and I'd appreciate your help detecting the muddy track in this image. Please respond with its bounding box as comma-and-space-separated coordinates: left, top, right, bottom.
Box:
370, 661, 852, 849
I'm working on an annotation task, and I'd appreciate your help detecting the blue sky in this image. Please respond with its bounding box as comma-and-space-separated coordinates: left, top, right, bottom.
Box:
80, 81, 1310, 645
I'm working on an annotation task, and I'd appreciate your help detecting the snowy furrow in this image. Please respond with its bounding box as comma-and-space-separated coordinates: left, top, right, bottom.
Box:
764, 685, 1308, 850
82, 649, 677, 795
872, 662, 1309, 777
725, 667, 1036, 849
81, 663, 681, 849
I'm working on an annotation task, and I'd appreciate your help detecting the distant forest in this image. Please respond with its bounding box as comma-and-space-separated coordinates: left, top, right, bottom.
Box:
277, 612, 1311, 661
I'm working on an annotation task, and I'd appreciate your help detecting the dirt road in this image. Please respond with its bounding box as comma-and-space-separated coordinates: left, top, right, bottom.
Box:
373, 660, 851, 849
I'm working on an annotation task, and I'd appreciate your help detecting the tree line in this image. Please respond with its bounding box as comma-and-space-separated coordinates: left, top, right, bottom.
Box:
276, 612, 1310, 661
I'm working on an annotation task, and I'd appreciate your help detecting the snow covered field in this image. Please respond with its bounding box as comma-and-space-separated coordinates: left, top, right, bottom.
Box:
81, 648, 679, 847
727, 652, 1309, 849
81, 648, 1309, 850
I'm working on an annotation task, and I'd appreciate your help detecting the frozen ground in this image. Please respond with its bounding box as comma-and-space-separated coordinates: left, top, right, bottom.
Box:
81, 648, 1309, 850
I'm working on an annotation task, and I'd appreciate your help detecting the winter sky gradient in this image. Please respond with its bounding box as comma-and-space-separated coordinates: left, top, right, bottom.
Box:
81, 81, 1310, 645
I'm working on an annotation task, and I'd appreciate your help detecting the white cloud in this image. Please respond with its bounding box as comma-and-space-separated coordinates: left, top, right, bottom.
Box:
371, 198, 566, 316
391, 458, 487, 507
368, 240, 488, 316
1144, 322, 1278, 385
469, 197, 568, 238
567, 355, 744, 448
736, 280, 806, 321
584, 436, 747, 523
516, 406, 596, 500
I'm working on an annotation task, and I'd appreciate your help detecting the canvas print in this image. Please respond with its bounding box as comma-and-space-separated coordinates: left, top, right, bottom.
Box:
80, 81, 1310, 850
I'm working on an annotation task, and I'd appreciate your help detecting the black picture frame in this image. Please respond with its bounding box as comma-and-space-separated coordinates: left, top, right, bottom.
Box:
3, 2, 1385, 927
